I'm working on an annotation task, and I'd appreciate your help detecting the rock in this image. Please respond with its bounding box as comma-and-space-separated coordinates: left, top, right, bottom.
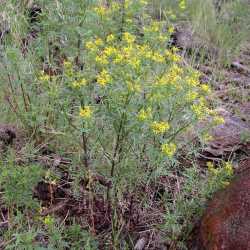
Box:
0, 125, 16, 153
172, 25, 218, 58
203, 110, 250, 157
192, 160, 250, 250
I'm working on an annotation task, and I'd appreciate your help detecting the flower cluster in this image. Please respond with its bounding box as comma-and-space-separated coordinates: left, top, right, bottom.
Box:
151, 121, 170, 134
161, 143, 177, 158
207, 161, 234, 177
79, 106, 93, 119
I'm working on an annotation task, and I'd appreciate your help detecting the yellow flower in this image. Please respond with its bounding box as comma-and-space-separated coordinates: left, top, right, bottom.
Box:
151, 21, 160, 32
97, 70, 111, 86
170, 64, 183, 75
95, 54, 109, 65
128, 57, 140, 69
63, 60, 72, 69
95, 38, 104, 47
123, 46, 133, 57
168, 52, 181, 62
158, 34, 168, 42
151, 121, 170, 134
44, 215, 54, 226
103, 47, 117, 57
94, 6, 107, 16
191, 98, 208, 120
191, 104, 204, 119
114, 54, 125, 64
202, 132, 213, 143
213, 116, 225, 126
85, 41, 97, 52
168, 26, 175, 34
137, 108, 152, 121
123, 32, 136, 44
224, 162, 233, 176
186, 91, 198, 101
39, 71, 50, 81
186, 77, 199, 87
172, 47, 179, 53
72, 78, 87, 88
79, 106, 93, 119
151, 52, 165, 63
161, 142, 177, 158
111, 2, 120, 11
107, 34, 115, 43
200, 84, 211, 94
179, 0, 186, 10
207, 161, 218, 175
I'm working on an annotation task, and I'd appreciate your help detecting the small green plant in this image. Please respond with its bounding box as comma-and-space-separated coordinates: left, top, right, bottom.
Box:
163, 160, 234, 247
5, 230, 39, 250
0, 163, 43, 209
64, 223, 98, 249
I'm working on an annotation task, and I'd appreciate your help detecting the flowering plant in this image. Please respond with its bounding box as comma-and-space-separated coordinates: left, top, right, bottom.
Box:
36, 0, 222, 192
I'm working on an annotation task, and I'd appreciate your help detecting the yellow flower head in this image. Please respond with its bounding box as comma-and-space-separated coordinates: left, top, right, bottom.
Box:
151, 52, 165, 63
151, 121, 170, 134
114, 54, 125, 64
79, 106, 93, 119
191, 98, 208, 120
39, 71, 50, 81
179, 0, 186, 10
213, 116, 225, 126
63, 60, 72, 69
200, 84, 211, 94
107, 34, 115, 43
95, 38, 104, 47
44, 215, 54, 226
186, 77, 199, 87
128, 57, 141, 69
94, 6, 107, 16
72, 78, 87, 88
111, 2, 120, 11
161, 142, 177, 158
95, 54, 109, 65
186, 91, 198, 102
151, 21, 160, 32
103, 46, 118, 57
97, 69, 111, 86
85, 41, 97, 52
202, 132, 214, 143
137, 107, 152, 121
123, 32, 136, 44
168, 26, 175, 34
224, 162, 233, 176
207, 161, 218, 175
